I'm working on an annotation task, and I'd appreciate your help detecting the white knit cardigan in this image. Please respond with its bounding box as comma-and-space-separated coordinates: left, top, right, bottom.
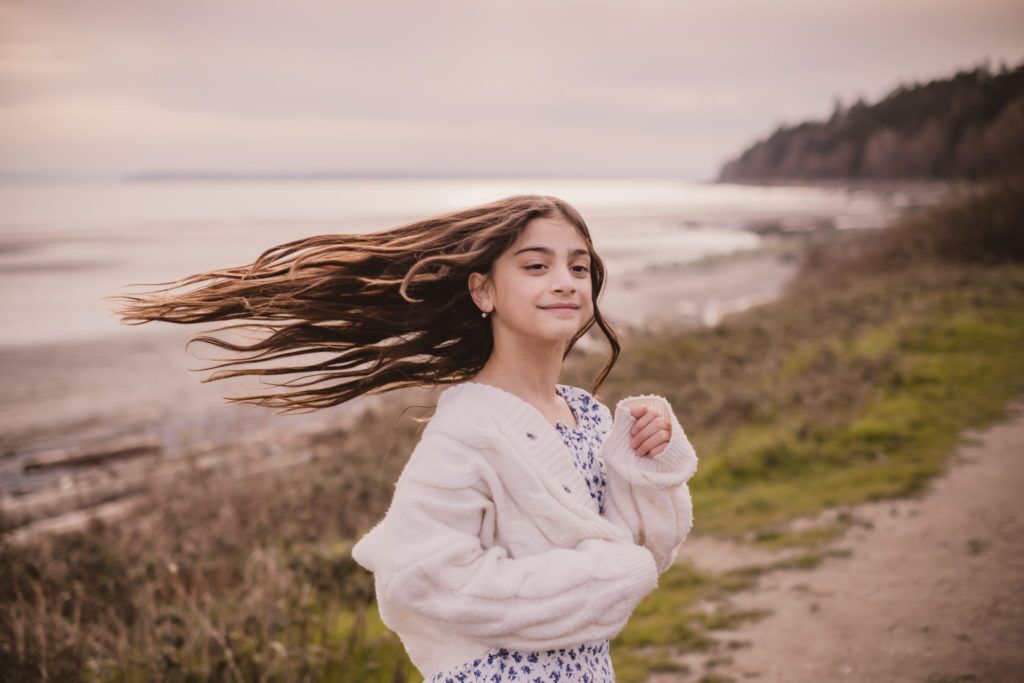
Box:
350, 381, 699, 678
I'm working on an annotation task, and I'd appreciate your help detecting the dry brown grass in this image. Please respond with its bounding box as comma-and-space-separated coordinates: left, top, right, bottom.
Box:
1, 398, 434, 681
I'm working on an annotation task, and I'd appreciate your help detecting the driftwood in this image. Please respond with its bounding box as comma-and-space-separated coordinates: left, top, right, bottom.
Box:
22, 436, 163, 471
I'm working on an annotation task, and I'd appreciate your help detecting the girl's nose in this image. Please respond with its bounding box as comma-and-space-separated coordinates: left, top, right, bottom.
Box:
554, 266, 577, 292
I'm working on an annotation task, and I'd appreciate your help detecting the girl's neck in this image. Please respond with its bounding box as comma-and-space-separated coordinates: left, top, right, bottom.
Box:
475, 333, 567, 401
468, 369, 564, 406
469, 369, 560, 401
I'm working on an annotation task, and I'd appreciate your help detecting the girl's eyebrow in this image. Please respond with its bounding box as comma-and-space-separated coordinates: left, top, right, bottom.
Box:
513, 246, 590, 258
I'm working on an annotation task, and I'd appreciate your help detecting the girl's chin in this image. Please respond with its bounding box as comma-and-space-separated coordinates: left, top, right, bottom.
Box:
539, 321, 583, 339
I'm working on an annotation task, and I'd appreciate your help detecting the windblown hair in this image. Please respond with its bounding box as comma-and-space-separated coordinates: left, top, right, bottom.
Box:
106, 194, 621, 414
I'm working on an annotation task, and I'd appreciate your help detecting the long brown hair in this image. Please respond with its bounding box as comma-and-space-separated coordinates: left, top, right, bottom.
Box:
105, 194, 621, 414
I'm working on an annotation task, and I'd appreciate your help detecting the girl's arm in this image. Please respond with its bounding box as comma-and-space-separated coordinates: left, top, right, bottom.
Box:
351, 428, 660, 652
599, 394, 699, 574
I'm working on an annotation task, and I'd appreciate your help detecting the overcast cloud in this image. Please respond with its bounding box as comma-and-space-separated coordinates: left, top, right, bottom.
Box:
1, 0, 1021, 180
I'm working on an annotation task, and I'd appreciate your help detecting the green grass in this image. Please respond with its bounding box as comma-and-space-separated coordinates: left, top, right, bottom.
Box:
750, 523, 849, 550
692, 273, 1024, 539
608, 560, 761, 683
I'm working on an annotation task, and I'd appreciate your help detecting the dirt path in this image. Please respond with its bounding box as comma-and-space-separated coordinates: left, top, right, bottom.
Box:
656, 394, 1024, 682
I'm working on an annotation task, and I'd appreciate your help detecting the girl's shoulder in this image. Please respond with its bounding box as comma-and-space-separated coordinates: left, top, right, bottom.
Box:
426, 382, 510, 449
403, 383, 522, 488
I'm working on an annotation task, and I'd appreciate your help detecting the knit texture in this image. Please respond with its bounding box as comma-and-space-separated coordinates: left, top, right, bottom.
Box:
350, 381, 699, 679
424, 384, 618, 682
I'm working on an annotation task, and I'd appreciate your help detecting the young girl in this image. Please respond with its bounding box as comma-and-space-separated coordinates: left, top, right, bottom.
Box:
109, 194, 698, 682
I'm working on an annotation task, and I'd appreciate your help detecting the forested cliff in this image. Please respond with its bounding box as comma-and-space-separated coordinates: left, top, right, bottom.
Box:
717, 60, 1024, 182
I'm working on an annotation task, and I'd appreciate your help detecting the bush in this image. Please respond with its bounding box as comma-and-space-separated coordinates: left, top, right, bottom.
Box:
790, 173, 1024, 293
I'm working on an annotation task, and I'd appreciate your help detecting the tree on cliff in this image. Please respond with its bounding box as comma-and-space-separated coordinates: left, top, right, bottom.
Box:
717, 59, 1024, 183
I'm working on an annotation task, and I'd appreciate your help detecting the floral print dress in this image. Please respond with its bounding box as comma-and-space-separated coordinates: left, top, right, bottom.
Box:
425, 384, 616, 683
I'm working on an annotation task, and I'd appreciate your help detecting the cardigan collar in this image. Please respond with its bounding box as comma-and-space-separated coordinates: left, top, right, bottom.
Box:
435, 381, 631, 546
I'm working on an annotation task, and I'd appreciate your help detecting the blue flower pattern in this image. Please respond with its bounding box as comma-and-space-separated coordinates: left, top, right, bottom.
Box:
424, 385, 616, 683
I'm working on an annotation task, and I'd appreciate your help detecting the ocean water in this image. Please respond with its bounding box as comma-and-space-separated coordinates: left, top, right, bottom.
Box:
0, 177, 936, 349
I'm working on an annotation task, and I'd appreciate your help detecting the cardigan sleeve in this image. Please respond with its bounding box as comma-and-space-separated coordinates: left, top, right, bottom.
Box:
350, 427, 660, 652
599, 394, 699, 574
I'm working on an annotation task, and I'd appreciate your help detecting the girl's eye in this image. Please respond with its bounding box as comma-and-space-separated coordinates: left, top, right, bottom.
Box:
524, 264, 590, 273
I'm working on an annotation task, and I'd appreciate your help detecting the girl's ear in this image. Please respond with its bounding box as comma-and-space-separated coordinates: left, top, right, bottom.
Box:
467, 272, 492, 310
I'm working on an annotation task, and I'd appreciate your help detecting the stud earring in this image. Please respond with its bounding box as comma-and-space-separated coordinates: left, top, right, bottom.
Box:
481, 310, 489, 318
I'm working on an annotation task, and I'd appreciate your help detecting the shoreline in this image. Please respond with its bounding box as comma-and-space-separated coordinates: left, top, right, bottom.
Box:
0, 226, 818, 536
10, 186, 977, 541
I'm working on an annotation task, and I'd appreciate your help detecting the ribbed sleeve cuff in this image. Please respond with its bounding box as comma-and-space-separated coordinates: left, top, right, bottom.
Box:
603, 394, 699, 488
607, 540, 659, 599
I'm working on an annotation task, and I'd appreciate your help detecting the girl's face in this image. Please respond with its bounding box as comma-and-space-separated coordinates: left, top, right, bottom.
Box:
470, 215, 595, 344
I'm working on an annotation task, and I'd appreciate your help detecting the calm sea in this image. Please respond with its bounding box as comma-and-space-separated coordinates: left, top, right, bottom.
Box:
0, 177, 938, 348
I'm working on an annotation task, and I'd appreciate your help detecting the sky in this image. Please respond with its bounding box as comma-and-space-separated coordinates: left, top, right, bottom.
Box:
1, 0, 1022, 182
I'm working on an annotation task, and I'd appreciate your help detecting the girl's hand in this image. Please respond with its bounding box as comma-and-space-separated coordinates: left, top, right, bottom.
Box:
628, 406, 671, 458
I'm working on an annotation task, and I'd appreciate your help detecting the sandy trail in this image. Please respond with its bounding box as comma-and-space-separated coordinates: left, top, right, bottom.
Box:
654, 394, 1024, 682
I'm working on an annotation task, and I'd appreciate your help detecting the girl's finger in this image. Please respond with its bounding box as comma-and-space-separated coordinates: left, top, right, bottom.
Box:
629, 406, 649, 421
630, 415, 665, 452
629, 409, 656, 437
635, 426, 670, 457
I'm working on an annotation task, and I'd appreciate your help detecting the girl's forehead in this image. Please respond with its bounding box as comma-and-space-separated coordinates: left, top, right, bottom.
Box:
513, 218, 589, 252
522, 215, 576, 235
